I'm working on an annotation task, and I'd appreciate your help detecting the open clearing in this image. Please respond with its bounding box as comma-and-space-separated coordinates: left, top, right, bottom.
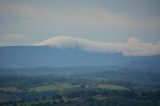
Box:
96, 84, 129, 90
30, 83, 79, 92
0, 87, 18, 92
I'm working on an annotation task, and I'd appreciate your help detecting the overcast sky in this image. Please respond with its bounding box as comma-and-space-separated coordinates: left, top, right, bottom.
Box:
0, 0, 160, 46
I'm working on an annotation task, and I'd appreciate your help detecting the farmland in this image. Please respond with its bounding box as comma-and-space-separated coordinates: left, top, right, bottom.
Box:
0, 73, 160, 106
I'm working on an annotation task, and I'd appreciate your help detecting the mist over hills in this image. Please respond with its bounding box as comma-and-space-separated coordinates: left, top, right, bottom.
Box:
0, 36, 159, 72
33, 36, 160, 56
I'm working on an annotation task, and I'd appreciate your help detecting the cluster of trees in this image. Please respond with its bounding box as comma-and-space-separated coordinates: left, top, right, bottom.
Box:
0, 75, 160, 106
1, 88, 160, 106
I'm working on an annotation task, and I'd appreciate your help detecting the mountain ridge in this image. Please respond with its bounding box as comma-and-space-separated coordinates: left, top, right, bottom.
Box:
0, 45, 159, 72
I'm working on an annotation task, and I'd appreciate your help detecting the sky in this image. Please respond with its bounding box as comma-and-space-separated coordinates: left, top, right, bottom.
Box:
0, 0, 160, 46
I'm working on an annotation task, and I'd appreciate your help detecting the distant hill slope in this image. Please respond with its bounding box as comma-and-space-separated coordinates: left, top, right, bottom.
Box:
0, 46, 159, 72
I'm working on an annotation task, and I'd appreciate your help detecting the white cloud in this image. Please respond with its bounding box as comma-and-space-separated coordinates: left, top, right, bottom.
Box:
0, 34, 29, 46
0, 34, 27, 40
33, 36, 160, 56
128, 36, 140, 46
0, 42, 13, 47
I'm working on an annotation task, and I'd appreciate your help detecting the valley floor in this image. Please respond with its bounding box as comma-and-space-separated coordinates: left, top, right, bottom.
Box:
0, 75, 160, 106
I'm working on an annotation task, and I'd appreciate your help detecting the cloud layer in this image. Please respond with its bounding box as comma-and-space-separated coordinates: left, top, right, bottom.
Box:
33, 36, 160, 56
0, 34, 29, 46
0, 1, 159, 45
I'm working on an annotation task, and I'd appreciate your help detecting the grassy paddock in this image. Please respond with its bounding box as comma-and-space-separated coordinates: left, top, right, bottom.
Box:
96, 84, 129, 90
30, 83, 79, 92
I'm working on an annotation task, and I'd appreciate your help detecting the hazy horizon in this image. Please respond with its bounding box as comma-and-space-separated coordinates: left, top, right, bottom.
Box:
0, 0, 160, 46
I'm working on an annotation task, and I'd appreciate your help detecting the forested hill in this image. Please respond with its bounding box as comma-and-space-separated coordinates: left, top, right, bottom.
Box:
0, 46, 159, 72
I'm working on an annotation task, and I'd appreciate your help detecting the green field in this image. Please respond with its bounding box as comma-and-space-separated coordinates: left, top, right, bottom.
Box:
93, 95, 108, 100
30, 83, 79, 92
0, 86, 19, 92
96, 84, 129, 90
